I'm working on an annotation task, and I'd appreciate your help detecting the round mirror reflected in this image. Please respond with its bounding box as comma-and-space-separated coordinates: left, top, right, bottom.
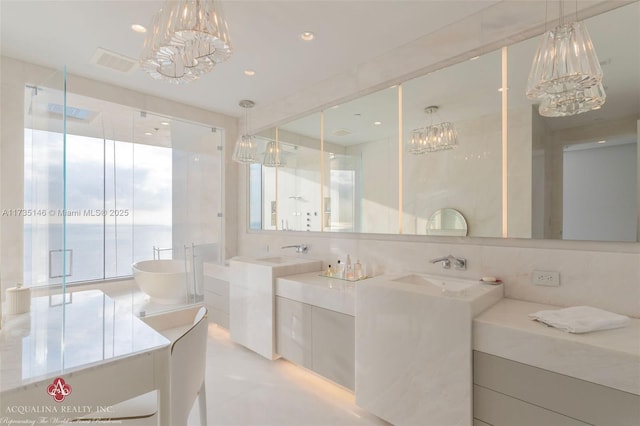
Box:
426, 208, 468, 236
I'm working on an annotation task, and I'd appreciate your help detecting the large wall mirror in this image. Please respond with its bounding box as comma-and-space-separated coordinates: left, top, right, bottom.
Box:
402, 49, 502, 237
249, 2, 639, 243
507, 3, 639, 242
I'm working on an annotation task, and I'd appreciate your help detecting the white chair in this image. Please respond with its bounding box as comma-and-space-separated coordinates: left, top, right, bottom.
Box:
68, 306, 208, 425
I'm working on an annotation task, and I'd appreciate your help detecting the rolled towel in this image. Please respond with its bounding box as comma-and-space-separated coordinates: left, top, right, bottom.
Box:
529, 306, 630, 334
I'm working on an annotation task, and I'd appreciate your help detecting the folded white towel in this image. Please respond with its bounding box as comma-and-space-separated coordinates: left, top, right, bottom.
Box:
529, 306, 630, 334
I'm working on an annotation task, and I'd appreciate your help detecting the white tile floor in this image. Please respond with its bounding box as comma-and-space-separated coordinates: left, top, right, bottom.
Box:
96, 282, 388, 426
198, 322, 389, 426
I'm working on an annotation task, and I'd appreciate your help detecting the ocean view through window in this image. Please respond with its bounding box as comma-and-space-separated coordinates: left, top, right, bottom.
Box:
23, 87, 224, 289
24, 129, 172, 286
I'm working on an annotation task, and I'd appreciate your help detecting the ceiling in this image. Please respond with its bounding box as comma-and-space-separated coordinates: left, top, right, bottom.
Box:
0, 0, 501, 119
278, 1, 640, 146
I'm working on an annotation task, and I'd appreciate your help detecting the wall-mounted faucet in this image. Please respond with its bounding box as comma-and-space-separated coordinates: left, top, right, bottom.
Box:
430, 255, 466, 270
282, 244, 308, 254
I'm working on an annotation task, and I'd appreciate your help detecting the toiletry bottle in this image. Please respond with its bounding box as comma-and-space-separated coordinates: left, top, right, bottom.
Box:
345, 254, 354, 280
354, 259, 363, 279
326, 265, 333, 277
334, 260, 342, 278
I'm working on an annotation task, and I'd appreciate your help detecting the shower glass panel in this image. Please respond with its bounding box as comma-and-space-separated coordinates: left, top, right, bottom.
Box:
24, 91, 224, 305
21, 69, 70, 379
23, 70, 69, 289
168, 116, 223, 301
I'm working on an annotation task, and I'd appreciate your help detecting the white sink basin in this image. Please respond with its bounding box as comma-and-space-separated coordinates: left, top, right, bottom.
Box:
392, 274, 477, 295
356, 273, 503, 425
249, 256, 313, 266
258, 256, 287, 263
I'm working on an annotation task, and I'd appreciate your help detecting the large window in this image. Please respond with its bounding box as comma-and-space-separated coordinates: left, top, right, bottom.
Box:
24, 130, 172, 284
23, 89, 223, 287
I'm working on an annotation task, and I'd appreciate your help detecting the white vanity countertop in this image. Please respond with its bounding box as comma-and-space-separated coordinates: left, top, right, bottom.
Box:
275, 272, 356, 316
0, 290, 170, 393
203, 261, 230, 281
473, 298, 640, 395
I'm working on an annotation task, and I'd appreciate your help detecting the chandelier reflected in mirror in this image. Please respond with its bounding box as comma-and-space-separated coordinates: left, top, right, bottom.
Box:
141, 0, 233, 84
232, 100, 259, 164
263, 140, 285, 167
525, 1, 605, 116
408, 106, 458, 155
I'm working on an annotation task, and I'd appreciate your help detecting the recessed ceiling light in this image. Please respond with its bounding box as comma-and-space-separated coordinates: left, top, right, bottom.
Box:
144, 132, 153, 136
244, 69, 256, 76
131, 24, 147, 33
597, 140, 606, 144
160, 121, 170, 126
373, 121, 382, 126
300, 31, 315, 41
470, 55, 480, 61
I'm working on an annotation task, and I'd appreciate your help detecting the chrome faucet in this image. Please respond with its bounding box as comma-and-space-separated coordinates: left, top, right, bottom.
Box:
281, 244, 308, 254
430, 255, 467, 270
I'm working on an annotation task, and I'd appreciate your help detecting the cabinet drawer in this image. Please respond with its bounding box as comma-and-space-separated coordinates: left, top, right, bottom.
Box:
204, 289, 228, 313
204, 276, 229, 297
311, 306, 355, 391
474, 385, 589, 426
276, 296, 313, 368
474, 351, 640, 426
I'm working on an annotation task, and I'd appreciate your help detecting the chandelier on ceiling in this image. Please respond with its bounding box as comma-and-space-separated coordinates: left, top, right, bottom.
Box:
525, 1, 605, 116
140, 0, 233, 84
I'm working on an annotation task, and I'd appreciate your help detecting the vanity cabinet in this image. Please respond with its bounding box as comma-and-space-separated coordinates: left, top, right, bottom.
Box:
276, 296, 355, 390
473, 351, 640, 426
275, 296, 312, 368
203, 276, 229, 328
229, 257, 322, 360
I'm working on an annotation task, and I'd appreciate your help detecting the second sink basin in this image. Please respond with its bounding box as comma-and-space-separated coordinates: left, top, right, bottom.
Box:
392, 274, 477, 294
258, 256, 287, 263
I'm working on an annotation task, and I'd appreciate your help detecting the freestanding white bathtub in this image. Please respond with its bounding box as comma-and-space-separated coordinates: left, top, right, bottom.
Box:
132, 259, 187, 305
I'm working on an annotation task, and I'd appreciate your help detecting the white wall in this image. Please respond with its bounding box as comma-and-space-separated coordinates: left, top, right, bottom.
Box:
563, 143, 637, 241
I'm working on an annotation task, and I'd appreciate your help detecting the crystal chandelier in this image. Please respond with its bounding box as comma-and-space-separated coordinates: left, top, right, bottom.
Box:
232, 100, 259, 164
141, 0, 232, 84
526, 1, 605, 116
408, 106, 458, 155
263, 140, 285, 167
